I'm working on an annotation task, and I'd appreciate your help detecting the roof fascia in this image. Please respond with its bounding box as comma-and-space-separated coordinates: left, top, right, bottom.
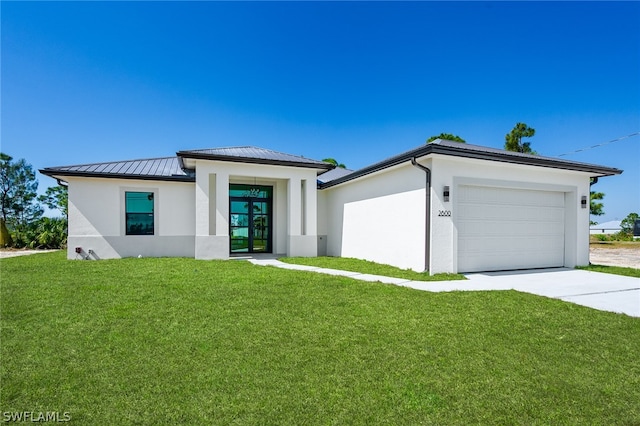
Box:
39, 169, 196, 183
177, 151, 334, 171
319, 144, 433, 189
320, 143, 622, 189
428, 143, 622, 177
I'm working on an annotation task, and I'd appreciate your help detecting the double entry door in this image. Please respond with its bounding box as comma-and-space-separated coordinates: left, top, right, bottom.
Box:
229, 185, 272, 254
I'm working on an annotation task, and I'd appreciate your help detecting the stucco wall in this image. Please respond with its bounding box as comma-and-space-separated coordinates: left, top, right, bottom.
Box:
322, 162, 428, 271
429, 155, 591, 273
63, 152, 594, 272
320, 154, 592, 274
66, 177, 195, 259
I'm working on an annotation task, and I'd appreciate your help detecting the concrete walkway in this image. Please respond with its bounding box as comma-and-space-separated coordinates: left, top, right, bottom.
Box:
249, 259, 640, 317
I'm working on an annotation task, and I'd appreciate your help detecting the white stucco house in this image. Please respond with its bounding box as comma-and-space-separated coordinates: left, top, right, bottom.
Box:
40, 140, 622, 274
589, 220, 622, 235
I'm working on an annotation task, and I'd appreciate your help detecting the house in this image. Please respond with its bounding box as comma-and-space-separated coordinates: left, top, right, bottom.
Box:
40, 140, 622, 274
589, 220, 622, 235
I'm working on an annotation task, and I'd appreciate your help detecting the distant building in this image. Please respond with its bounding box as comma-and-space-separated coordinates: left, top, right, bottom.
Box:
589, 220, 621, 235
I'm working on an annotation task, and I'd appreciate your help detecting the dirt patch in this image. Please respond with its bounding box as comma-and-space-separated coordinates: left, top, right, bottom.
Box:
0, 249, 59, 259
590, 245, 640, 269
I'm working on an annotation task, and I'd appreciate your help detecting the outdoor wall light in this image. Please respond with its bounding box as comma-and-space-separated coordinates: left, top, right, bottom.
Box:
443, 186, 450, 202
581, 196, 587, 208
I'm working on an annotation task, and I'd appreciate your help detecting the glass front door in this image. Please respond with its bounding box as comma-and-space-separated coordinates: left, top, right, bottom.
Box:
230, 185, 272, 253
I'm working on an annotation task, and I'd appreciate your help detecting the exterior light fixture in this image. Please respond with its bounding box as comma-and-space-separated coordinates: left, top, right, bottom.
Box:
443, 186, 450, 202
581, 196, 587, 208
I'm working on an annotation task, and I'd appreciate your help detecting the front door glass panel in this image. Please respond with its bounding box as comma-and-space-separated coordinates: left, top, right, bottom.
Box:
230, 185, 272, 253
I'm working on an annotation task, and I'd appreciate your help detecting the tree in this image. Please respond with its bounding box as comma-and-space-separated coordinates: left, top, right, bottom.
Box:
38, 185, 68, 218
0, 153, 44, 242
0, 216, 10, 247
0, 153, 12, 228
589, 191, 605, 225
31, 217, 68, 249
504, 123, 536, 154
426, 133, 466, 143
322, 158, 346, 168
620, 212, 639, 236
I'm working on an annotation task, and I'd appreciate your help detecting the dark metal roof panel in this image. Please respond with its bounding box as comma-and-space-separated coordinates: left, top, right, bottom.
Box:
317, 167, 355, 184
178, 146, 333, 170
320, 139, 623, 189
101, 162, 119, 174
131, 160, 145, 174
138, 159, 155, 176
40, 157, 195, 182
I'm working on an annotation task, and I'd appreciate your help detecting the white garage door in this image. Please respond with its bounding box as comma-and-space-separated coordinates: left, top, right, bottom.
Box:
457, 185, 565, 273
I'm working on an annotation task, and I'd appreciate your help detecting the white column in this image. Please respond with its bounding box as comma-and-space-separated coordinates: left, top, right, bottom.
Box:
286, 176, 317, 257
303, 178, 317, 235
195, 164, 229, 260
215, 172, 229, 236
287, 177, 302, 237
195, 165, 210, 236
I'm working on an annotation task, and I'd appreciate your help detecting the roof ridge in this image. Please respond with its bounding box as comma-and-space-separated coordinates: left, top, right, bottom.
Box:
180, 145, 318, 159
177, 146, 332, 169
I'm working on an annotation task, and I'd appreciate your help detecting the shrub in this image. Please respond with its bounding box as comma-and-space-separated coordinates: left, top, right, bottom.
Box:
9, 217, 67, 249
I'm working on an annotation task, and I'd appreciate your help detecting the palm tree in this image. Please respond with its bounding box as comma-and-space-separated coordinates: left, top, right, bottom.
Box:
322, 158, 346, 168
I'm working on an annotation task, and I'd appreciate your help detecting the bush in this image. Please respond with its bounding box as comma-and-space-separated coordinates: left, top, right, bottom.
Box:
590, 233, 635, 243
9, 217, 67, 249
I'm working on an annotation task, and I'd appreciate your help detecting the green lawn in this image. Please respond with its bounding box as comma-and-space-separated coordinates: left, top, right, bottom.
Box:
578, 264, 640, 278
2, 252, 639, 425
281, 256, 466, 281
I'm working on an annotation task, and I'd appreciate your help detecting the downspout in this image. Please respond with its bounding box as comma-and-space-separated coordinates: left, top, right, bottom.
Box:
410, 157, 431, 273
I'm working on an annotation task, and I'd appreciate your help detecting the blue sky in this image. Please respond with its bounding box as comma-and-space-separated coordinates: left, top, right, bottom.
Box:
2, 1, 639, 222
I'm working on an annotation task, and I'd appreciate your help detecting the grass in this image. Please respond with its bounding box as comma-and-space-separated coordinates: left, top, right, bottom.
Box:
281, 256, 466, 281
2, 252, 639, 425
578, 264, 640, 278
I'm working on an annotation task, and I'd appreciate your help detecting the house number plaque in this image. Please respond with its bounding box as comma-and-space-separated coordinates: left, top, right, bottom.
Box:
438, 210, 452, 217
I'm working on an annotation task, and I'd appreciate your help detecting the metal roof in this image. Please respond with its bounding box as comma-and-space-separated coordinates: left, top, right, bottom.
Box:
320, 139, 623, 189
40, 141, 622, 187
317, 167, 354, 184
178, 146, 333, 170
589, 220, 621, 230
40, 157, 195, 182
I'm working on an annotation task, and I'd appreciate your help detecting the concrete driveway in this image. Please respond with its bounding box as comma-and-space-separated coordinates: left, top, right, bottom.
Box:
419, 268, 639, 317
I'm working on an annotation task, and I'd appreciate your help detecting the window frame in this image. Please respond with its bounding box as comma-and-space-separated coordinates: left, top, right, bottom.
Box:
122, 188, 157, 236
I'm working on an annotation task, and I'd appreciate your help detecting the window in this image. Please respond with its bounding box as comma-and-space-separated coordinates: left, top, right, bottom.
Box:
125, 192, 154, 235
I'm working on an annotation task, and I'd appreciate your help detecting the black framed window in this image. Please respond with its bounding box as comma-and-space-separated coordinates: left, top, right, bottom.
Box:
125, 192, 154, 235
229, 184, 273, 253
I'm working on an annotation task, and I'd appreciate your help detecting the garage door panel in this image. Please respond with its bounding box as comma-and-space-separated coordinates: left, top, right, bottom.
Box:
457, 185, 565, 273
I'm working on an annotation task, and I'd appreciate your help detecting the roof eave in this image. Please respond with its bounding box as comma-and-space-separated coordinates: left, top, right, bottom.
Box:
320, 143, 622, 189
319, 145, 433, 189
39, 169, 196, 183
428, 144, 623, 177
177, 151, 334, 172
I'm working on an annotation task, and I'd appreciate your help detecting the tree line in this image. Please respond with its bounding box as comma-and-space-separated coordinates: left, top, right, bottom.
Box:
0, 153, 68, 249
